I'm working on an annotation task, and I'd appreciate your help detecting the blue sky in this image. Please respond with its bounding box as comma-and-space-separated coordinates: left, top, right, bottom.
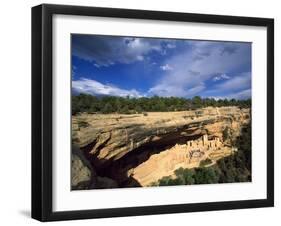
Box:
72, 34, 251, 99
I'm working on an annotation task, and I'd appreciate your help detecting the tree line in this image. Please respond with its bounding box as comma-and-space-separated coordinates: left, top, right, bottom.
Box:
72, 94, 251, 115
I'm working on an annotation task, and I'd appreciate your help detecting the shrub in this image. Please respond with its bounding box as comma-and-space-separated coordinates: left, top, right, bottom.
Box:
193, 167, 219, 184
199, 158, 212, 167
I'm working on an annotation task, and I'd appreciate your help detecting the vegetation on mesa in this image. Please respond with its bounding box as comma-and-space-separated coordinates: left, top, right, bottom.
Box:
72, 94, 251, 115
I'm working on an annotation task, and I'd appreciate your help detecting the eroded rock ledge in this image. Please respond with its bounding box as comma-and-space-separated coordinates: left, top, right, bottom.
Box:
72, 106, 250, 188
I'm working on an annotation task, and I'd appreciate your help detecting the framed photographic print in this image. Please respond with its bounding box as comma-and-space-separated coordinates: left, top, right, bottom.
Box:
32, 4, 274, 221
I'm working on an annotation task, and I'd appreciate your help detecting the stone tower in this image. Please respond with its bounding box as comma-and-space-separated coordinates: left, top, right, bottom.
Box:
203, 134, 208, 146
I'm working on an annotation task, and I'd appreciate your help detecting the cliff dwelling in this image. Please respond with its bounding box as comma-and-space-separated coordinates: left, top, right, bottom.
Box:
124, 134, 235, 186
72, 107, 250, 189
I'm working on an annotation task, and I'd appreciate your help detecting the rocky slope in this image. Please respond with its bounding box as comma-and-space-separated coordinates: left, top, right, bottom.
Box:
72, 106, 250, 188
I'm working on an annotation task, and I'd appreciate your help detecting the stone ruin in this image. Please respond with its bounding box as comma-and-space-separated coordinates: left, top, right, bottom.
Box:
187, 134, 222, 150
168, 134, 224, 165
127, 134, 235, 186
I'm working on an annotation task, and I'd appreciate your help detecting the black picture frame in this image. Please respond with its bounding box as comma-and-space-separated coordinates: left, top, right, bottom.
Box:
32, 3, 274, 222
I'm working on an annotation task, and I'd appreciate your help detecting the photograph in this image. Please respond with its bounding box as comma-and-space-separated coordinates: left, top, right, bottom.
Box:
30, 3, 274, 221
71, 34, 252, 190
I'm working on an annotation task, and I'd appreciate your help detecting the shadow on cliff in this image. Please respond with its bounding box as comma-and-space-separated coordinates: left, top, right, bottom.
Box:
147, 120, 252, 186
82, 129, 206, 188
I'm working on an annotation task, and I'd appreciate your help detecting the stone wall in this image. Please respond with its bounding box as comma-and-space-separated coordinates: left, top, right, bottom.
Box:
130, 134, 232, 186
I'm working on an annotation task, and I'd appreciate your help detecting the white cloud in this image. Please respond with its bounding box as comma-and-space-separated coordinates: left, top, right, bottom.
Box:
221, 74, 230, 79
72, 78, 143, 98
72, 35, 164, 67
214, 72, 251, 92
136, 55, 144, 61
209, 89, 251, 100
149, 83, 205, 97
73, 36, 251, 100
160, 64, 173, 71
149, 41, 251, 98
213, 73, 230, 81
188, 84, 206, 94
230, 89, 251, 99
166, 43, 176, 49
202, 72, 251, 99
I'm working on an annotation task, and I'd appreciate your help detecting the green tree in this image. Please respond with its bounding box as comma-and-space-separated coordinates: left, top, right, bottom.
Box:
174, 168, 195, 185
135, 105, 143, 113
120, 105, 130, 114
101, 103, 113, 114
158, 176, 174, 186
192, 96, 202, 109
194, 167, 219, 184
223, 126, 230, 142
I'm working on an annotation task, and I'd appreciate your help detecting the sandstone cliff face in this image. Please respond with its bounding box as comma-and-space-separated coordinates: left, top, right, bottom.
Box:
72, 107, 250, 187
71, 145, 94, 190
72, 107, 250, 166
127, 135, 234, 186
71, 145, 119, 189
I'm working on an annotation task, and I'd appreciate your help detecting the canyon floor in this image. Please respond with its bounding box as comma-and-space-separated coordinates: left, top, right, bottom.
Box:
71, 106, 250, 189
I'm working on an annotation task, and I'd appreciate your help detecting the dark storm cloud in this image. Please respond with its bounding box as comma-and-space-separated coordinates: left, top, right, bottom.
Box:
72, 35, 170, 67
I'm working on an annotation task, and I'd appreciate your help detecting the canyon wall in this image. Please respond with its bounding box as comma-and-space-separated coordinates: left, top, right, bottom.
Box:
72, 106, 250, 188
